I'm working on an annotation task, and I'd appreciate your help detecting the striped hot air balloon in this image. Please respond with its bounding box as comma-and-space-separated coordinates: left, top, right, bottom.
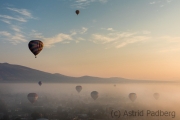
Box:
28, 40, 43, 58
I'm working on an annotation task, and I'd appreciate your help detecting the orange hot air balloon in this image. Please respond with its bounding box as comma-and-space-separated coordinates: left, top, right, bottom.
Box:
91, 91, 98, 100
129, 93, 137, 102
153, 93, 159, 100
28, 40, 43, 58
75, 10, 80, 15
76, 86, 82, 93
27, 93, 38, 103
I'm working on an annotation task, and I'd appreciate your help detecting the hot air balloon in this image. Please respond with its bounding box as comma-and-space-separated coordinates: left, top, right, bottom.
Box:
129, 93, 137, 102
91, 91, 98, 100
76, 86, 82, 93
114, 84, 116, 87
38, 81, 42, 86
27, 93, 38, 103
28, 40, 43, 58
153, 93, 159, 100
75, 10, 80, 15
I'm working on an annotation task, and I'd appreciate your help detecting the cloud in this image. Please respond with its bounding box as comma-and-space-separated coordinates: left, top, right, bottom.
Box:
7, 7, 33, 18
92, 31, 151, 48
150, 1, 156, 4
166, 0, 173, 3
1, 19, 11, 24
92, 34, 115, 43
11, 33, 26, 43
0, 31, 11, 37
80, 27, 88, 34
0, 7, 36, 45
99, 0, 108, 3
11, 25, 21, 32
0, 31, 26, 44
0, 16, 27, 44
0, 7, 35, 23
71, 0, 109, 9
42, 27, 88, 48
43, 33, 73, 47
149, 0, 173, 6
159, 48, 180, 53
92, 19, 97, 23
142, 30, 151, 34
150, 35, 180, 53
101, 27, 115, 31
160, 5, 164, 7
116, 36, 150, 48
30, 27, 88, 47
92, 32, 137, 43
75, 37, 85, 43
30, 30, 44, 39
0, 23, 27, 44
107, 28, 114, 31
70, 27, 88, 35
159, 36, 180, 42
0, 15, 27, 22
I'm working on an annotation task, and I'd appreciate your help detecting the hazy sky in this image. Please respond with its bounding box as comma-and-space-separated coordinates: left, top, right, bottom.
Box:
0, 0, 180, 80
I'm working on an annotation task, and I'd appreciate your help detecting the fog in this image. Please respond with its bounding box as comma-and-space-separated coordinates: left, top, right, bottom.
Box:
0, 83, 179, 120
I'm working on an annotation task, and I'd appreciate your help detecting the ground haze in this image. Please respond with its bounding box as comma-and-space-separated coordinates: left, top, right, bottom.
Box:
0, 83, 179, 120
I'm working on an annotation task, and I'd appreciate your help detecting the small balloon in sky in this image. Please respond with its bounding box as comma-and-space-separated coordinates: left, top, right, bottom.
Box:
75, 10, 80, 15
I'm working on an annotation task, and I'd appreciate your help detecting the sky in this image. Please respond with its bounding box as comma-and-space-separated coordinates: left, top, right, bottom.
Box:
0, 0, 180, 81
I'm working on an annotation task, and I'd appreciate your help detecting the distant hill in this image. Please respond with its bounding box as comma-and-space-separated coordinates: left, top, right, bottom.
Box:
0, 63, 175, 83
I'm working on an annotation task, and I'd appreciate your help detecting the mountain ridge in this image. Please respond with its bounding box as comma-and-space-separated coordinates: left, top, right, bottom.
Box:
0, 63, 176, 83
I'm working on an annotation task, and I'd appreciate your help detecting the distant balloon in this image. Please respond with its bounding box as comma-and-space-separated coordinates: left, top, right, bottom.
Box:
91, 91, 98, 100
38, 81, 42, 86
114, 84, 116, 87
75, 10, 80, 15
28, 40, 43, 58
129, 93, 137, 102
76, 86, 82, 93
153, 93, 159, 100
27, 93, 38, 103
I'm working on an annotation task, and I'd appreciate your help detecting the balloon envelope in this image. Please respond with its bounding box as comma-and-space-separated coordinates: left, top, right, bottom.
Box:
91, 91, 98, 100
75, 10, 80, 15
129, 93, 137, 102
28, 40, 43, 58
153, 93, 159, 100
76, 86, 82, 93
38, 81, 42, 86
27, 93, 38, 103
